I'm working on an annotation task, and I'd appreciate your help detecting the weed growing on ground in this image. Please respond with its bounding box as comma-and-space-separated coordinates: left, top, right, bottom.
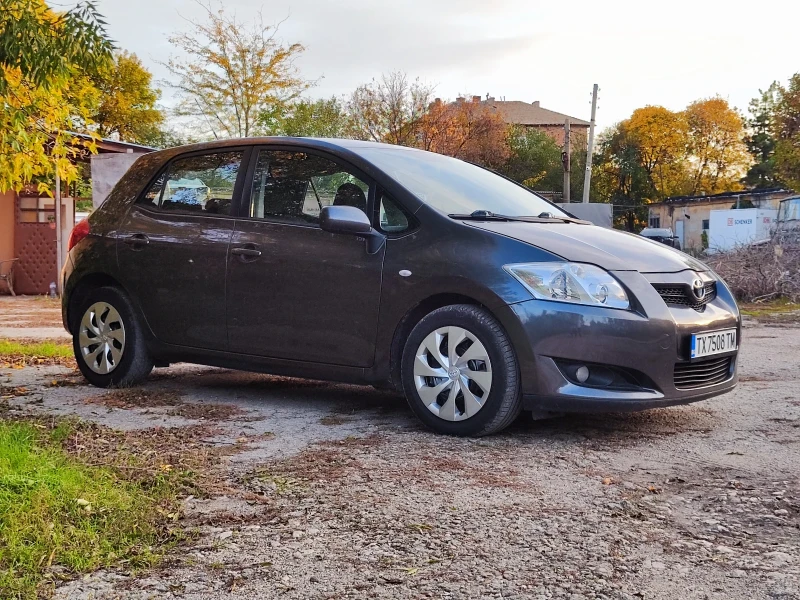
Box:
0, 339, 74, 367
0, 420, 183, 599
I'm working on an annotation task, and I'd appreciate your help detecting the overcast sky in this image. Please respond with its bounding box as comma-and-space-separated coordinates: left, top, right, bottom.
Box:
66, 0, 800, 131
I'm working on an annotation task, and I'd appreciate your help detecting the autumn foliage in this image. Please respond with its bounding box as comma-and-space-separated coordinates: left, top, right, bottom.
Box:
593, 97, 752, 210
416, 98, 510, 169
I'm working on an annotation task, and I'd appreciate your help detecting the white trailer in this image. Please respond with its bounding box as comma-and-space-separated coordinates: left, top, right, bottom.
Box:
708, 208, 777, 252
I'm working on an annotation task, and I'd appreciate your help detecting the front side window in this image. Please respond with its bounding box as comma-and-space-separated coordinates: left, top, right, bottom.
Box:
140, 151, 243, 215
378, 193, 410, 233
249, 150, 369, 225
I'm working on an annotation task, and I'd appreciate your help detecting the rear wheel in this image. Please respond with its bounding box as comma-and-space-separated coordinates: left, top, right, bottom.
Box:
401, 304, 522, 436
72, 286, 153, 388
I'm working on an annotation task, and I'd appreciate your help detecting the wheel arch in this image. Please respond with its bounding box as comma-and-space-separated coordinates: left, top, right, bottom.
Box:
66, 272, 130, 334
388, 293, 503, 391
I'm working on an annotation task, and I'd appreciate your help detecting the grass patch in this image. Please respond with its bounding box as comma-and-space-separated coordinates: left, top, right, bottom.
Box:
0, 420, 184, 599
740, 298, 800, 324
0, 339, 74, 367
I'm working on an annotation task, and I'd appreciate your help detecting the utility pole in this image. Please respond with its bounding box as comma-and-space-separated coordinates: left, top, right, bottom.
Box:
562, 118, 571, 203
582, 83, 598, 203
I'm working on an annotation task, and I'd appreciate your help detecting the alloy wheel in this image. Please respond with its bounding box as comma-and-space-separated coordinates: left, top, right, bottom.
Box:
413, 326, 493, 421
79, 301, 126, 374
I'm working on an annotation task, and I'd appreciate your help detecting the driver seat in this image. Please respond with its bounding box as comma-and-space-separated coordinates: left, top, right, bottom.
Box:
333, 182, 367, 213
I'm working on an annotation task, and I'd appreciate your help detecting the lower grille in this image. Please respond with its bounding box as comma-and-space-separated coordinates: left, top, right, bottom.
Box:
674, 356, 733, 390
653, 281, 716, 310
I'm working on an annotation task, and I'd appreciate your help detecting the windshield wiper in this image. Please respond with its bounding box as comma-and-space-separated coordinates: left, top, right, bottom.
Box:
448, 210, 590, 225
448, 210, 513, 221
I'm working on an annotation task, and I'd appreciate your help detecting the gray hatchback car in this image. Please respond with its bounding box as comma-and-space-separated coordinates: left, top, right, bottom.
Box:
62, 138, 740, 436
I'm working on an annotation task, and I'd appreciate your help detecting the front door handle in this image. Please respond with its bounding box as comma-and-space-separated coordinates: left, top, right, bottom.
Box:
123, 233, 150, 250
231, 245, 262, 261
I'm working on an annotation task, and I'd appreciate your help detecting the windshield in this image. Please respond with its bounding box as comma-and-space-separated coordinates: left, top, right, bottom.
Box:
778, 198, 800, 222
358, 147, 568, 218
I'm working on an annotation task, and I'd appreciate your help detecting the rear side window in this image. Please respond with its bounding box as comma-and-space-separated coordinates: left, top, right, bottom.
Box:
248, 150, 369, 225
139, 151, 243, 215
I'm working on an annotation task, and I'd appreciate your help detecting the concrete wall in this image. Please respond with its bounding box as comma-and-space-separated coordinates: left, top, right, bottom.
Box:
556, 203, 613, 228
0, 191, 15, 264
91, 152, 143, 209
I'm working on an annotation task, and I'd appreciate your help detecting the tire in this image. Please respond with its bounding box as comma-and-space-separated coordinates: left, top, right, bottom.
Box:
401, 304, 522, 436
72, 286, 153, 388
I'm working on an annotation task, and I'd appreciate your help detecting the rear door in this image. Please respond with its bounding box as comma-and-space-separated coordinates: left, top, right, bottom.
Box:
226, 148, 384, 367
117, 149, 248, 349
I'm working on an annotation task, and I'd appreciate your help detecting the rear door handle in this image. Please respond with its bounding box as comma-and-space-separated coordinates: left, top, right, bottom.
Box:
123, 234, 149, 249
231, 246, 262, 261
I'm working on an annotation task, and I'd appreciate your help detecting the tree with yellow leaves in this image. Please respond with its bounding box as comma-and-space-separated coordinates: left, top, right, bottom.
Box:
685, 97, 750, 194
0, 0, 113, 192
625, 106, 691, 199
163, 1, 311, 139
92, 51, 164, 146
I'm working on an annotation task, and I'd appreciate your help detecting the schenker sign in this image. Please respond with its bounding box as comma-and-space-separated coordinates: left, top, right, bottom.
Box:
710, 208, 777, 252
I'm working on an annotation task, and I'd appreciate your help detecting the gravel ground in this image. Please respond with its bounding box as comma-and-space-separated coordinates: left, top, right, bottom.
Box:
2, 318, 798, 600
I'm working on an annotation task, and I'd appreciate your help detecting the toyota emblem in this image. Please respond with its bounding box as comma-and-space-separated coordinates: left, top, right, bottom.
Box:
692, 278, 706, 300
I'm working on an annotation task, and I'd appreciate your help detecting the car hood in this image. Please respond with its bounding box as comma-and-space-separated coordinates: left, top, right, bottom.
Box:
467, 221, 710, 273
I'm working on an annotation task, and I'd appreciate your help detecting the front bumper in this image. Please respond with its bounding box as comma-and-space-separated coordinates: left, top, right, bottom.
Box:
496, 269, 740, 413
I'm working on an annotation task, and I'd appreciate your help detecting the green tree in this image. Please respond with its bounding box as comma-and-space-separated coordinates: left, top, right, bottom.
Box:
163, 1, 310, 139
773, 73, 800, 191
0, 0, 113, 192
500, 127, 562, 190
590, 124, 654, 231
0, 0, 112, 90
743, 82, 782, 188
92, 51, 164, 145
260, 97, 349, 137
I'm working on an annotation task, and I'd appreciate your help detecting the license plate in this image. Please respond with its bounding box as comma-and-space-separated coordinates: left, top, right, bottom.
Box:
691, 328, 737, 360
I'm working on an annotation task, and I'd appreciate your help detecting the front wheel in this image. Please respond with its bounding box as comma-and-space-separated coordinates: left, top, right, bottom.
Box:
72, 286, 153, 388
401, 304, 522, 436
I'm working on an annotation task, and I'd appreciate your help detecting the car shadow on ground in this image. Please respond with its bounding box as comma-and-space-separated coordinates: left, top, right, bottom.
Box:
144, 366, 719, 448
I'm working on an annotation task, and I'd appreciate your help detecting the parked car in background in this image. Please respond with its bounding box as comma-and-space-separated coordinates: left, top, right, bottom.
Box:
639, 227, 681, 249
62, 138, 740, 436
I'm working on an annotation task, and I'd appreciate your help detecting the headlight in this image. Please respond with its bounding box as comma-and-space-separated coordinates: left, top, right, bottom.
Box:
504, 262, 630, 310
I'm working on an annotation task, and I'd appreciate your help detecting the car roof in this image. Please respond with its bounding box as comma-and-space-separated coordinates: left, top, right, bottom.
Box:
147, 137, 423, 161
640, 228, 674, 237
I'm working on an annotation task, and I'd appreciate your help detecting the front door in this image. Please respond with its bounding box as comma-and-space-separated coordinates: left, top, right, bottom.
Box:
117, 149, 247, 349
226, 148, 384, 367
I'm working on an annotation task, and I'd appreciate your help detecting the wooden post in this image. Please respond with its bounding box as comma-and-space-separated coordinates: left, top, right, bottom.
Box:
55, 164, 62, 296
563, 119, 571, 203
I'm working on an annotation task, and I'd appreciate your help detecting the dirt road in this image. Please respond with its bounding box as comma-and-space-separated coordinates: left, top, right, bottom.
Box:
3, 318, 798, 599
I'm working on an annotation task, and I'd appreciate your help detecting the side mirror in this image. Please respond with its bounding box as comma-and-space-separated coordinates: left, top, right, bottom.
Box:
320, 205, 371, 235
320, 205, 386, 255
